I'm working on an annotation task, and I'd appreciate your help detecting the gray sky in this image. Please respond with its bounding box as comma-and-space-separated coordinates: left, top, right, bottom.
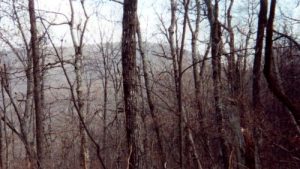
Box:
35, 0, 169, 45
1, 0, 300, 47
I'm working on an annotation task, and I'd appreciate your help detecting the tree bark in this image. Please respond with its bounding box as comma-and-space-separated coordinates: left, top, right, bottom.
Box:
252, 1, 268, 168
1, 75, 8, 169
122, 0, 140, 168
67, 1, 90, 168
253, 0, 268, 110
204, 0, 227, 168
75, 49, 90, 169
102, 44, 108, 167
28, 0, 46, 168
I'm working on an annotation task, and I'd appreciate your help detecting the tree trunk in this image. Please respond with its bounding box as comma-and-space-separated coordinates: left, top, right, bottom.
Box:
253, 0, 268, 110
28, 0, 45, 168
75, 49, 90, 169
137, 67, 150, 169
252, 1, 268, 168
1, 77, 8, 169
66, 1, 91, 168
264, 0, 300, 127
204, 0, 227, 168
102, 51, 108, 166
122, 0, 140, 168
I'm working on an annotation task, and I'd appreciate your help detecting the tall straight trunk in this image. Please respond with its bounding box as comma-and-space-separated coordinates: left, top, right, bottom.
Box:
210, 18, 226, 169
103, 70, 108, 166
67, 1, 90, 168
137, 67, 149, 169
24, 53, 33, 168
121, 0, 139, 168
136, 18, 167, 169
113, 79, 121, 169
252, 1, 268, 169
102, 44, 108, 166
204, 0, 227, 168
28, 0, 45, 168
253, 0, 268, 110
75, 49, 90, 169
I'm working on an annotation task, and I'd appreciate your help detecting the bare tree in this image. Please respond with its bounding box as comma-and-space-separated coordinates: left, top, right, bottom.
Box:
204, 0, 227, 168
67, 0, 90, 168
39, 2, 107, 167
252, 1, 268, 169
264, 0, 300, 127
187, 0, 203, 122
121, 0, 140, 168
136, 18, 167, 169
222, 1, 247, 168
29, 0, 45, 168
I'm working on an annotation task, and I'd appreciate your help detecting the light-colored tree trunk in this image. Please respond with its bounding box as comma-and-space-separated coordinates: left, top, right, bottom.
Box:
75, 51, 90, 169
67, 1, 90, 168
